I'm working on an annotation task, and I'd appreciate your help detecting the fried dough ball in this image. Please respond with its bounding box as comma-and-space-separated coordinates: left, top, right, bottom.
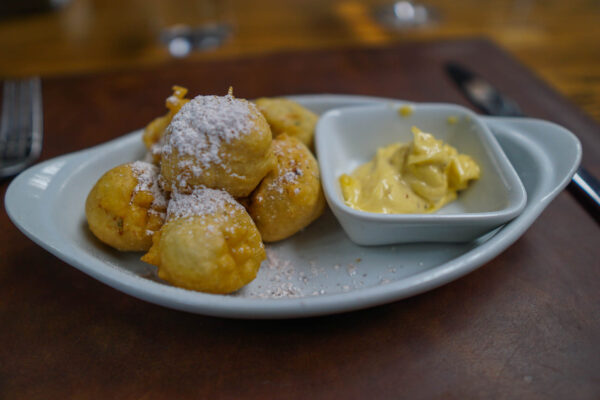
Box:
142, 188, 265, 294
248, 134, 325, 242
142, 86, 189, 162
160, 93, 276, 197
254, 97, 318, 150
85, 161, 167, 251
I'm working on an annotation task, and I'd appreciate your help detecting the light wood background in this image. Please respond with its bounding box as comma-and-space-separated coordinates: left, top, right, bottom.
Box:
1, 0, 599, 121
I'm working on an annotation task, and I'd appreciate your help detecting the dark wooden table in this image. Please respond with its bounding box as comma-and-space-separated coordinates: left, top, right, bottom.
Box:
1, 39, 599, 399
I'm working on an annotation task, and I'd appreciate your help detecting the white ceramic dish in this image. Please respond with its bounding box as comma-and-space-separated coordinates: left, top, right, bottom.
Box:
5, 94, 581, 319
316, 103, 527, 245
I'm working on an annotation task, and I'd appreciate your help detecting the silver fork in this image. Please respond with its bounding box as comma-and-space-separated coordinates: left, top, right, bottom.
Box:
0, 78, 43, 178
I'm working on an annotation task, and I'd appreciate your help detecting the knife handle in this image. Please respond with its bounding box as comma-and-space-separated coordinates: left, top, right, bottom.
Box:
568, 167, 600, 224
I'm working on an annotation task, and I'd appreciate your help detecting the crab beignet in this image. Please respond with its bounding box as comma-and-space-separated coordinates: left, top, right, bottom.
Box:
248, 134, 325, 242
142, 188, 265, 294
254, 97, 318, 150
85, 161, 167, 251
142, 85, 189, 162
160, 94, 276, 197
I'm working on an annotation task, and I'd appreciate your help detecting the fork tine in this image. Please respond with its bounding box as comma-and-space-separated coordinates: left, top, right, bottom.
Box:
2, 80, 19, 159
3, 80, 32, 160
0, 80, 16, 150
14, 80, 34, 159
0, 77, 43, 178
29, 77, 43, 160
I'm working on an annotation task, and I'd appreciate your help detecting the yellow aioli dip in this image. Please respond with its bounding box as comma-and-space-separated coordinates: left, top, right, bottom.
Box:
339, 127, 480, 214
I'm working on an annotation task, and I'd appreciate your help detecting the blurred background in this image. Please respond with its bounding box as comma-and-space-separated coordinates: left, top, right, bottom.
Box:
0, 0, 598, 120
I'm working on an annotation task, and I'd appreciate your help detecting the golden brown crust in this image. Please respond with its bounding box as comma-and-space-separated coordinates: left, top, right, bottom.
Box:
142, 189, 265, 294
248, 134, 325, 242
255, 97, 318, 150
142, 86, 189, 162
85, 163, 166, 251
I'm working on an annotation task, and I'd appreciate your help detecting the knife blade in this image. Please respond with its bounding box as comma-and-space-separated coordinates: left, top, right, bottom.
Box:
445, 62, 600, 222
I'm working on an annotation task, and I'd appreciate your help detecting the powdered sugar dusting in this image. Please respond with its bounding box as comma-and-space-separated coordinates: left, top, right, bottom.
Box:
267, 164, 303, 195
130, 161, 167, 209
263, 139, 311, 195
162, 94, 257, 175
166, 95, 179, 107
167, 187, 241, 221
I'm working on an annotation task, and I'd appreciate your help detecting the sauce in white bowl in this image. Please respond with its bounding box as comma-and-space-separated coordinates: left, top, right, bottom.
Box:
315, 102, 527, 245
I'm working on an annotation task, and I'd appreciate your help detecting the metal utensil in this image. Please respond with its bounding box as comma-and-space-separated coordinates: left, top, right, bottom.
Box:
0, 78, 43, 178
445, 62, 600, 221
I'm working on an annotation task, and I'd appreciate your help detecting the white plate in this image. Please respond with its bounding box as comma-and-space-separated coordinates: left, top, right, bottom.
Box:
5, 95, 581, 319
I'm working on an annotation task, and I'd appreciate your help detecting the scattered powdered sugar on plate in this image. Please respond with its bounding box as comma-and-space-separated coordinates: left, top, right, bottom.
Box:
249, 249, 304, 298
236, 247, 402, 299
242, 248, 304, 298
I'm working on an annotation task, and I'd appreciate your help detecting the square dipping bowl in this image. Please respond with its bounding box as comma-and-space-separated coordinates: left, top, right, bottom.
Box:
315, 103, 527, 245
